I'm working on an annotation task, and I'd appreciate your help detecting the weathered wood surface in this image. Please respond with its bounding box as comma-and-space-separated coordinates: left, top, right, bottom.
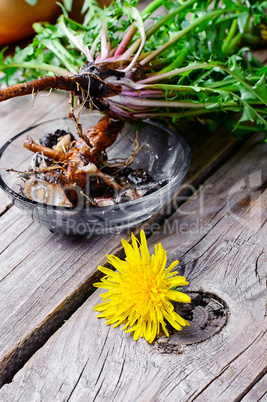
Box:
0, 90, 247, 388
0, 126, 265, 401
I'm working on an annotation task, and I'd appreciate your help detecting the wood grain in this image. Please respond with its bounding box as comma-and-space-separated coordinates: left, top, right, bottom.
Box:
242, 374, 267, 401
0, 92, 70, 147
0, 133, 265, 400
0, 89, 246, 388
0, 210, 124, 387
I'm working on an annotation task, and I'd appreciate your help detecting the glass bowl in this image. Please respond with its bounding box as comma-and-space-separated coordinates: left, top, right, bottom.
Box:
0, 113, 191, 235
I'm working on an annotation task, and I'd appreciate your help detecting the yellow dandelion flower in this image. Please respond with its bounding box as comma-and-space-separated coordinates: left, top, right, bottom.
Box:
94, 230, 191, 343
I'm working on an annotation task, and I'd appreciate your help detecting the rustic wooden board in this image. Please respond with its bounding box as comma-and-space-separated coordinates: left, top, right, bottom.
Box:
0, 207, 125, 386
0, 92, 71, 147
0, 132, 265, 400
0, 88, 246, 389
242, 375, 267, 401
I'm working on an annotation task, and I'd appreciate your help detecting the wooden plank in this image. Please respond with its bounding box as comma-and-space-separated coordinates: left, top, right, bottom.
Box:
0, 211, 124, 386
0, 106, 245, 388
0, 92, 71, 147
0, 196, 11, 216
241, 375, 267, 401
0, 133, 265, 400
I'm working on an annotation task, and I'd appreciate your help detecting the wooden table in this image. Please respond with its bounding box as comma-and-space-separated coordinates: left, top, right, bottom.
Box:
0, 89, 266, 401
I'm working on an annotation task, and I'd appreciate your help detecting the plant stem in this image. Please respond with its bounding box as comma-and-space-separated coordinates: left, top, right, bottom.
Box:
110, 94, 238, 109
119, 0, 196, 61
140, 0, 164, 17
121, 7, 146, 73
226, 32, 242, 54
114, 23, 137, 58
222, 19, 238, 54
131, 106, 240, 119
144, 0, 197, 40
154, 47, 189, 75
219, 65, 267, 106
59, 16, 93, 61
0, 62, 71, 76
138, 62, 212, 84
41, 38, 79, 74
140, 9, 228, 67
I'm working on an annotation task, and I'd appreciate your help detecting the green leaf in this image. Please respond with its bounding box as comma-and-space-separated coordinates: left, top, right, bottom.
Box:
237, 12, 249, 34
253, 74, 267, 102
0, 0, 265, 139
234, 97, 267, 131
239, 103, 256, 123
62, 0, 73, 12
239, 85, 258, 101
228, 56, 245, 81
222, 0, 236, 8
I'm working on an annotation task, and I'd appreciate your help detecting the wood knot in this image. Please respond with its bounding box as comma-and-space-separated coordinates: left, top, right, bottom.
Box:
155, 291, 229, 353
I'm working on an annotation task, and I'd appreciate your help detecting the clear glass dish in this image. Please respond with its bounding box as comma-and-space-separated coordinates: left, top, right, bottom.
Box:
0, 113, 191, 235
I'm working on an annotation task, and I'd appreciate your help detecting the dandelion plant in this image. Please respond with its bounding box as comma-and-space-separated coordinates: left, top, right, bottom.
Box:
0, 0, 266, 138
